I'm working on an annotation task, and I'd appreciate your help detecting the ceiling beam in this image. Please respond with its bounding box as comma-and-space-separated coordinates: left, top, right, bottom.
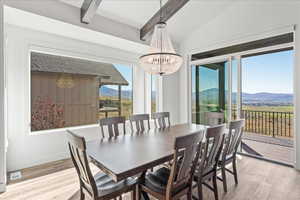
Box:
140, 0, 190, 41
5, 0, 146, 45
81, 0, 102, 24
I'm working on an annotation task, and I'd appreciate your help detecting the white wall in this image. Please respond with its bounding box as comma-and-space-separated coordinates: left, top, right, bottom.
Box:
3, 6, 148, 55
161, 73, 180, 124
5, 23, 181, 172
4, 1, 145, 45
178, 2, 300, 168
4, 24, 148, 172
0, 0, 6, 192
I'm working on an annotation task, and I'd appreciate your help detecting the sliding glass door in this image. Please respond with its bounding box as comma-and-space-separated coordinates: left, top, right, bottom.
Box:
191, 48, 294, 165
239, 50, 294, 165
191, 60, 230, 124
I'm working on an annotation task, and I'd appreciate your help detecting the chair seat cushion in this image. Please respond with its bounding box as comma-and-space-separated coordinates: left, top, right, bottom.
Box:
94, 172, 137, 197
144, 167, 171, 193
218, 153, 234, 165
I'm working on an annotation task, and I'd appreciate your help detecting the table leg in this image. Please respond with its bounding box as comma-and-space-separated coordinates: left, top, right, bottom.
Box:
138, 171, 150, 200
141, 191, 150, 200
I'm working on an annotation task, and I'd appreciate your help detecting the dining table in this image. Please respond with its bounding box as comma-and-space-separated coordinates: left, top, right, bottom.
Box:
71, 123, 207, 199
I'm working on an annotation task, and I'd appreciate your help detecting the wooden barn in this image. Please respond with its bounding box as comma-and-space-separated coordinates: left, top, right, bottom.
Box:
30, 52, 128, 131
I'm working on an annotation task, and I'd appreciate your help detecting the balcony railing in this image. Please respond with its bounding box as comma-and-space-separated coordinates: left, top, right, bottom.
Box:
232, 110, 293, 138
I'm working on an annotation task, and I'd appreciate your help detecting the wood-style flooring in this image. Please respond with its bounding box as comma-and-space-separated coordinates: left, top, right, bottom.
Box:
1, 156, 300, 200
242, 132, 294, 164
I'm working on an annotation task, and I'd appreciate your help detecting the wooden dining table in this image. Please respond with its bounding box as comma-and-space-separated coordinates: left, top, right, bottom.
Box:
71, 123, 207, 199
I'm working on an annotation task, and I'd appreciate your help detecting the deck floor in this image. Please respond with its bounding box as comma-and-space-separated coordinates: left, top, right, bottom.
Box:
1, 156, 300, 200
242, 132, 294, 164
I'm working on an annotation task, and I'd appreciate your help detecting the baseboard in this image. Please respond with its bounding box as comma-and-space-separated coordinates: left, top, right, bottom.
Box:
8, 151, 69, 172
0, 183, 6, 193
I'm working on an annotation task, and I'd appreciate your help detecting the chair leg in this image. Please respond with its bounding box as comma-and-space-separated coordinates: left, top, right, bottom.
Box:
212, 172, 219, 200
136, 185, 141, 200
187, 187, 192, 200
233, 158, 239, 185
221, 165, 228, 192
197, 180, 203, 200
131, 186, 137, 200
80, 187, 85, 200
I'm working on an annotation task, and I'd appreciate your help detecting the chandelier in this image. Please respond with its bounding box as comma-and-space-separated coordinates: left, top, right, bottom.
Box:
139, 0, 183, 75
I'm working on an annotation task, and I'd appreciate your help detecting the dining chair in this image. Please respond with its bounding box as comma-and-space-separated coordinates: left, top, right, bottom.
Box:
137, 131, 204, 200
129, 114, 150, 132
99, 116, 126, 138
194, 124, 226, 200
204, 112, 225, 126
152, 112, 170, 128
218, 119, 245, 192
66, 130, 137, 200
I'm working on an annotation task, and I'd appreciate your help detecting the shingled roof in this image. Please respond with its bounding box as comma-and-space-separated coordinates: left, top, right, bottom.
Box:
31, 52, 129, 86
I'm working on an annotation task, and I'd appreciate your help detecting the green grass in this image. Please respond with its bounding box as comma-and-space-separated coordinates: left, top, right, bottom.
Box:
241, 105, 293, 112
98, 96, 133, 119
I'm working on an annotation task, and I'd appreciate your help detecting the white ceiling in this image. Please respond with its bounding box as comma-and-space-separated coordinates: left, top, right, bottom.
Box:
60, 0, 299, 43
61, 0, 167, 28
60, 0, 237, 42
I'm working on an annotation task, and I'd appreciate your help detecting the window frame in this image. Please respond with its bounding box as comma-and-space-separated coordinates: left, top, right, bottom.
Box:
28, 47, 137, 135
145, 73, 162, 115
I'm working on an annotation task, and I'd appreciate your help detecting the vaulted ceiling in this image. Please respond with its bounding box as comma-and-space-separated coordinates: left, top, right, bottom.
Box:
6, 0, 299, 48
60, 0, 237, 43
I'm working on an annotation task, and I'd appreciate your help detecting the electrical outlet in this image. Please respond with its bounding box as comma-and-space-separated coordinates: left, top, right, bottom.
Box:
9, 171, 22, 181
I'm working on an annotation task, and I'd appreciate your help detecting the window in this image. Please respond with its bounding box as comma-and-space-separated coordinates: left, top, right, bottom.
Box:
151, 75, 157, 113
30, 52, 133, 132
191, 61, 228, 124
99, 64, 133, 120
240, 49, 294, 164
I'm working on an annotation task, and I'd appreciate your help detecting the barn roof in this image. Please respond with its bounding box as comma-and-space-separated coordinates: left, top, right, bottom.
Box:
31, 52, 129, 86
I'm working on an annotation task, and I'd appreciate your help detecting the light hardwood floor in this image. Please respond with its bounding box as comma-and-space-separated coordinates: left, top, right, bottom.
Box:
1, 156, 300, 200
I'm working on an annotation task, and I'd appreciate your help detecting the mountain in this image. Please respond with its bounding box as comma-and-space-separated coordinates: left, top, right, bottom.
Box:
241, 92, 293, 105
192, 88, 293, 106
100, 86, 133, 99
100, 86, 293, 105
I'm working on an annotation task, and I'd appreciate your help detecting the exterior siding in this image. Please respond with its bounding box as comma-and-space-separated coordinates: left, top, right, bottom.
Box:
31, 71, 98, 131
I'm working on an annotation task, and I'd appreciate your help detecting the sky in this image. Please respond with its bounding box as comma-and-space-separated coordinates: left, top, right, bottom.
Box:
106, 64, 157, 93
242, 50, 293, 94
106, 64, 132, 91
192, 49, 294, 94
110, 50, 294, 94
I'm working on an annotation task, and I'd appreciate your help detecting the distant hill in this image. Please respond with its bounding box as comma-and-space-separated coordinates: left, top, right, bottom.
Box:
100, 86, 293, 105
241, 92, 293, 105
100, 86, 132, 99
192, 88, 293, 106
100, 86, 156, 100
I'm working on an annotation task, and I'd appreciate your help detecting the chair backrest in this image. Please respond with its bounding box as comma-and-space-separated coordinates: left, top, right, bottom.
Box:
152, 112, 170, 128
67, 130, 98, 198
222, 119, 245, 161
99, 116, 126, 138
197, 124, 225, 177
166, 131, 204, 199
129, 114, 150, 132
204, 112, 225, 126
